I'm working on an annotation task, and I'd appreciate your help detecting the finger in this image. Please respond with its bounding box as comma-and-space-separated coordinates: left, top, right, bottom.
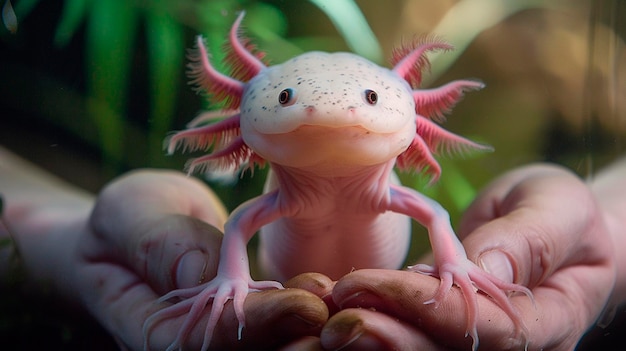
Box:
127, 213, 224, 293
465, 218, 613, 349
456, 164, 551, 237
460, 165, 611, 288
91, 169, 227, 237
458, 166, 614, 346
284, 272, 334, 297
284, 272, 338, 314
78, 258, 328, 351
320, 308, 446, 351
459, 165, 600, 287
144, 289, 328, 350
75, 260, 158, 350
333, 269, 532, 350
84, 170, 228, 293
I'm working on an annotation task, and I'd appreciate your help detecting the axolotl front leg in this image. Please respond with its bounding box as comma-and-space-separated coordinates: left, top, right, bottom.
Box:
388, 184, 533, 350
143, 190, 285, 351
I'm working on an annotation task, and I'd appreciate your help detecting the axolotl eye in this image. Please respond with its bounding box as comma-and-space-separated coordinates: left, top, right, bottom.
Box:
364, 89, 378, 105
278, 88, 296, 106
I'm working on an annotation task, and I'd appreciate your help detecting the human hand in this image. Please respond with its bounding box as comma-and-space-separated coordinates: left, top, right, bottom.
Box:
290, 164, 615, 350
72, 170, 328, 350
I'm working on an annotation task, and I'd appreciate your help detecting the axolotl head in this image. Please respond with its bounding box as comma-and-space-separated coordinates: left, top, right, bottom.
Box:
239, 52, 416, 171
167, 12, 489, 181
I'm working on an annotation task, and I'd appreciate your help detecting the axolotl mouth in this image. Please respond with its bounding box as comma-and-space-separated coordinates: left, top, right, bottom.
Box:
241, 122, 415, 170
295, 104, 403, 133
241, 105, 416, 136
292, 124, 377, 138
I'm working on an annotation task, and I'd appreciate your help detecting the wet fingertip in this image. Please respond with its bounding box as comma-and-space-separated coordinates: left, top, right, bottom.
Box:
175, 249, 208, 288
285, 273, 340, 314
284, 272, 334, 296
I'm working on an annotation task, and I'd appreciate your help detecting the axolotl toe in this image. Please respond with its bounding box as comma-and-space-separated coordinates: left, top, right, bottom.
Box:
144, 11, 533, 351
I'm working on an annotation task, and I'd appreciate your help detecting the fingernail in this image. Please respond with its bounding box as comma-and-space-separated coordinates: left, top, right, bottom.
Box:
479, 250, 514, 283
340, 334, 386, 351
322, 317, 385, 351
176, 250, 208, 288
321, 317, 364, 350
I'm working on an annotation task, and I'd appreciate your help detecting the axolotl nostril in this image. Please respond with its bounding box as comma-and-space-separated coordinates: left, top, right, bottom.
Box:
144, 11, 533, 351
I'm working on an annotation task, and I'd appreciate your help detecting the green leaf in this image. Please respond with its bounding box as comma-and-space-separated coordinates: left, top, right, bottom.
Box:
145, 6, 184, 165
399, 159, 477, 214
54, 0, 91, 47
439, 160, 477, 211
245, 2, 303, 63
421, 0, 550, 86
85, 0, 137, 172
245, 2, 287, 38
12, 0, 40, 19
0, 194, 4, 215
308, 0, 383, 63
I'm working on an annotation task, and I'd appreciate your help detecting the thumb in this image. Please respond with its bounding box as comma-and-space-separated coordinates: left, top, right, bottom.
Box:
129, 214, 224, 293
461, 215, 536, 286
85, 169, 228, 294
459, 164, 604, 288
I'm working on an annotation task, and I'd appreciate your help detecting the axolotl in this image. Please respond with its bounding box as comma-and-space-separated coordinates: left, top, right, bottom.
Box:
144, 12, 533, 351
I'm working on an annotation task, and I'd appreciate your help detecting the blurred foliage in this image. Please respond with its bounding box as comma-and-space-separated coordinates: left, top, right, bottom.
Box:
2, 0, 385, 177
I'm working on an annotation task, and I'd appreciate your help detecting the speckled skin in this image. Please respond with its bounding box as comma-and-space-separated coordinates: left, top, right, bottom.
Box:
241, 52, 416, 136
144, 12, 533, 351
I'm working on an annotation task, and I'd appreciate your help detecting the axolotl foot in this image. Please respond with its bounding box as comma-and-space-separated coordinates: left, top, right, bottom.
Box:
142, 277, 283, 351
409, 259, 534, 350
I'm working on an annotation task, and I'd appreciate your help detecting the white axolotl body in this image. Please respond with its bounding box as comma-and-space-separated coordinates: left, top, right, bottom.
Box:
245, 52, 414, 280
144, 12, 532, 351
